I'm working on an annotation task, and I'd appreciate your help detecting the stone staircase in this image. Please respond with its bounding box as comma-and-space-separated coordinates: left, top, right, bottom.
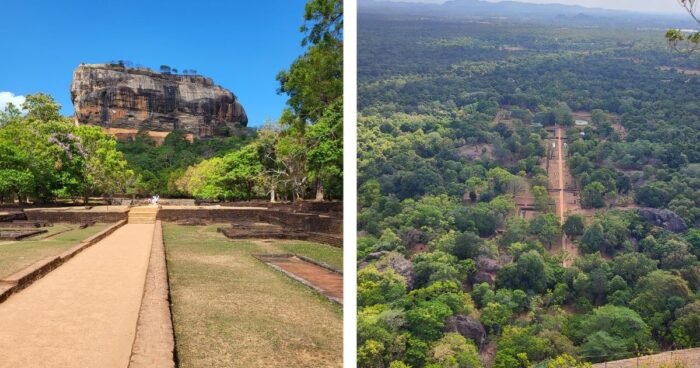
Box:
128, 206, 159, 224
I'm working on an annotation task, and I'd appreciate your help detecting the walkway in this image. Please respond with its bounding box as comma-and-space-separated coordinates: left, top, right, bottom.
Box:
0, 224, 154, 368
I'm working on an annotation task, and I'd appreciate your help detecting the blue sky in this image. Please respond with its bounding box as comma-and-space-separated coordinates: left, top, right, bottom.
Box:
0, 0, 309, 127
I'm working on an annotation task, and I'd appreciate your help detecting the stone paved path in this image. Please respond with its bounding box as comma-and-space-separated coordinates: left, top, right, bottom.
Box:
0, 224, 154, 368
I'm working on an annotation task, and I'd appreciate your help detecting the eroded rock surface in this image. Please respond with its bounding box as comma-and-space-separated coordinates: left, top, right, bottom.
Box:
70, 64, 247, 137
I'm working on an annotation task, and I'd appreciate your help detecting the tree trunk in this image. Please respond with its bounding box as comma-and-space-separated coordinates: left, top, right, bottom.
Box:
315, 178, 325, 201
270, 185, 276, 203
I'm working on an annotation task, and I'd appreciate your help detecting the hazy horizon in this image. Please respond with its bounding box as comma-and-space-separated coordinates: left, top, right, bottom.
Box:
381, 0, 689, 15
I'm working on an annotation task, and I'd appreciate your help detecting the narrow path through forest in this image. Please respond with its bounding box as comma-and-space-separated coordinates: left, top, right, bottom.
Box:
556, 125, 571, 267
0, 224, 153, 367
546, 125, 579, 267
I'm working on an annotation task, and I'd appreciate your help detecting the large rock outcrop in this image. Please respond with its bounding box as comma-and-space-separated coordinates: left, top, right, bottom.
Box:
444, 315, 487, 349
637, 208, 688, 233
70, 64, 248, 137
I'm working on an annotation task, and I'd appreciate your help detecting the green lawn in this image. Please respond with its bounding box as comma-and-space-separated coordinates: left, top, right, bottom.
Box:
265, 240, 342, 270
163, 224, 342, 368
0, 223, 108, 278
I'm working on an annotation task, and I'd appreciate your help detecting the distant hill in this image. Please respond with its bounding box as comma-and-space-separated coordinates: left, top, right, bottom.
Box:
359, 0, 692, 28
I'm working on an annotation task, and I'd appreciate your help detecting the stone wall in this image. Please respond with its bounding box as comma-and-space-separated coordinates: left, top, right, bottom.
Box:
24, 209, 128, 223
0, 212, 26, 222
157, 208, 342, 235
195, 201, 343, 214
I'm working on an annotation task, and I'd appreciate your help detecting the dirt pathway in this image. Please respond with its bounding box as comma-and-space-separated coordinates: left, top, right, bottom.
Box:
555, 126, 571, 267
591, 347, 700, 368
0, 224, 154, 368
546, 126, 578, 267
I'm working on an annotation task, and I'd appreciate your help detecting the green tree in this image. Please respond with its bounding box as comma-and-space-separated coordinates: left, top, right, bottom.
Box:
547, 354, 591, 368
494, 326, 552, 367
445, 231, 484, 260
665, 1, 700, 53
413, 251, 463, 288
529, 214, 562, 248
480, 302, 512, 335
533, 185, 552, 212
590, 109, 608, 124
427, 333, 482, 368
497, 250, 548, 293
305, 99, 342, 200
576, 305, 655, 362
553, 102, 573, 126
74, 125, 132, 203
563, 215, 585, 237
358, 265, 407, 307
219, 144, 264, 200
406, 300, 453, 341
580, 181, 606, 209
610, 253, 658, 284
630, 270, 690, 337
671, 301, 700, 348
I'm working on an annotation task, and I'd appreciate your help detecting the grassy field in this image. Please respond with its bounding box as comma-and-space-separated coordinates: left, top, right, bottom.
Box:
256, 240, 342, 270
163, 224, 342, 368
0, 223, 108, 278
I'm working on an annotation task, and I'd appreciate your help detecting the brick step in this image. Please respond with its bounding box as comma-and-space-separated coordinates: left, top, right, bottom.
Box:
129, 220, 156, 224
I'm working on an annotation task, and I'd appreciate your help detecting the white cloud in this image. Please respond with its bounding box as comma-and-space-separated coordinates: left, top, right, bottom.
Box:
0, 92, 26, 112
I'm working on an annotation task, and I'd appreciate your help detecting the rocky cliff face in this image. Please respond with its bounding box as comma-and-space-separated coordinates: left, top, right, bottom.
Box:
70, 64, 248, 137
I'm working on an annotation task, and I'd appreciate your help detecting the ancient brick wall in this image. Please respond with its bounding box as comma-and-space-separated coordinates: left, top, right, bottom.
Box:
24, 210, 128, 223
157, 208, 342, 235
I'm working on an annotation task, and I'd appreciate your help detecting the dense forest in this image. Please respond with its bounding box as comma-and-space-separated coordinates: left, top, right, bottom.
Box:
357, 11, 700, 368
0, 0, 343, 204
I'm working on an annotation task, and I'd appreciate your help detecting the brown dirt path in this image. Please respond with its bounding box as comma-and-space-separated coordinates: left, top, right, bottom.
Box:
0, 224, 154, 368
555, 126, 570, 267
591, 347, 700, 368
547, 126, 581, 267
269, 257, 343, 302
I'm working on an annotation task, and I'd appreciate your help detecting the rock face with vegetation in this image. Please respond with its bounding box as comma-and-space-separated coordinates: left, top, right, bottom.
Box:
70, 63, 248, 138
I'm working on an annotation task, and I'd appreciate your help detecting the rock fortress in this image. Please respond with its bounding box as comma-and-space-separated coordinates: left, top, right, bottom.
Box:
70, 63, 248, 141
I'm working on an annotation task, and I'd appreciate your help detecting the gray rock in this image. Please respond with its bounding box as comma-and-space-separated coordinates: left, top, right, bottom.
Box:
637, 208, 688, 233
444, 315, 487, 349
71, 63, 247, 138
472, 271, 494, 286
376, 252, 415, 289
476, 256, 501, 273
365, 251, 389, 261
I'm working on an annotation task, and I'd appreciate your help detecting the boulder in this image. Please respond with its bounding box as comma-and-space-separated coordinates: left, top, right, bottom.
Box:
637, 208, 688, 233
476, 256, 501, 273
71, 63, 247, 138
472, 271, 494, 286
376, 252, 416, 289
444, 315, 487, 349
